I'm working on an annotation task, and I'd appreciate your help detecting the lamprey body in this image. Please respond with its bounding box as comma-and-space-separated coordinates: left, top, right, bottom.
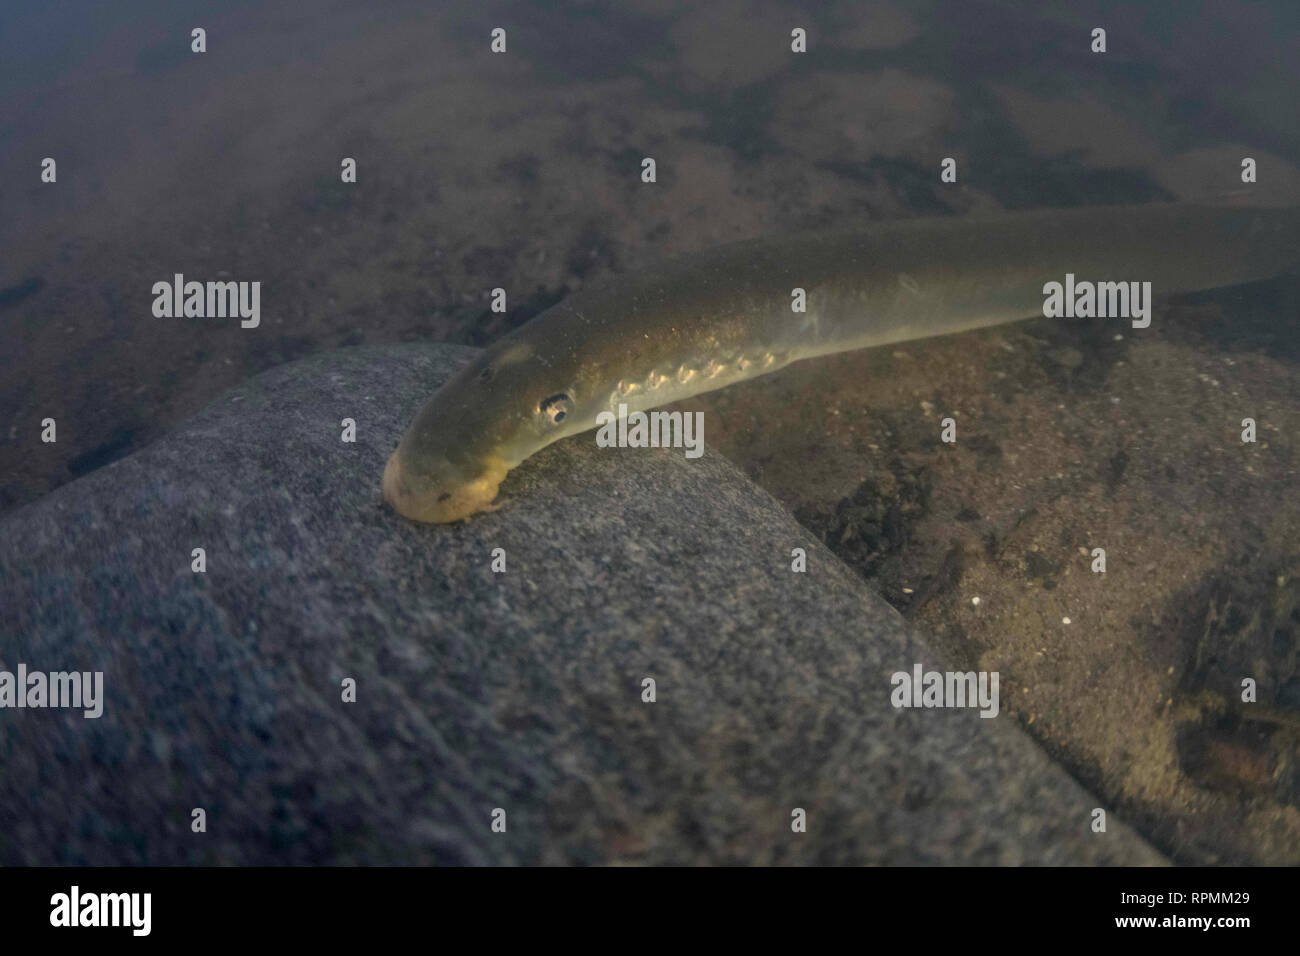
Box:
383, 203, 1300, 522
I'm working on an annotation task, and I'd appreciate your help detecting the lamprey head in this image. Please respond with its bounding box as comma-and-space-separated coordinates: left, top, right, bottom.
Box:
382, 338, 587, 523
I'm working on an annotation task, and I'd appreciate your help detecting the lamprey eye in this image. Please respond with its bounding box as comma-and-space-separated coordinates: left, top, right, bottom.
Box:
538, 393, 572, 425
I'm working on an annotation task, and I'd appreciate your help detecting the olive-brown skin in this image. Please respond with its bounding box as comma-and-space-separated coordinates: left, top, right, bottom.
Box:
384, 203, 1300, 523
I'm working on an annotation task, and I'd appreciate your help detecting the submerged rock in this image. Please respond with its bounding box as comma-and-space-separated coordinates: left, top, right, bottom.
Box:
0, 343, 1162, 864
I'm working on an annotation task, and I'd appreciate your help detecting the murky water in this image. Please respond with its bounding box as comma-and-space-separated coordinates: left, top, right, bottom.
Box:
2, 0, 1298, 864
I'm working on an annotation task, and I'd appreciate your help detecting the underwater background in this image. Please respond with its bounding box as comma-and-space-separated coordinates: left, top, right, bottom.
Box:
2, 0, 1299, 863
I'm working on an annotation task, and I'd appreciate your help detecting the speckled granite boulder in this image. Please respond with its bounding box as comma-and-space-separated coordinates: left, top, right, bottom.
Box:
0, 343, 1164, 865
